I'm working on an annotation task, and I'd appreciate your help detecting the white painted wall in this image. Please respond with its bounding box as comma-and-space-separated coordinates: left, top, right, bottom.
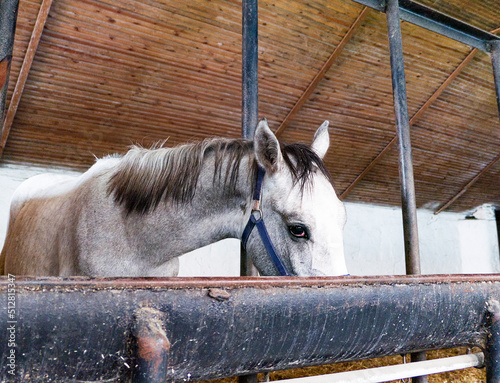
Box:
458, 206, 500, 274
1, 164, 499, 276
343, 202, 499, 275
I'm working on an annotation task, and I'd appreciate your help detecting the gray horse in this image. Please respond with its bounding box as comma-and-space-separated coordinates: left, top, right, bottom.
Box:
0, 120, 347, 277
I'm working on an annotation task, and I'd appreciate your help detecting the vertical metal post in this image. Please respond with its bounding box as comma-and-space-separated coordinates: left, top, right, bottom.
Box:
0, 0, 20, 127
491, 41, 500, 120
240, 1, 259, 382
386, 0, 421, 276
385, 0, 425, 381
240, 0, 259, 278
242, 0, 258, 140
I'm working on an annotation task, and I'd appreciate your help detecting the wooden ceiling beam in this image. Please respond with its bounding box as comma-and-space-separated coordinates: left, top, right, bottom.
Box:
434, 153, 500, 214
274, 6, 370, 138
339, 47, 479, 200
340, 27, 500, 202
0, 0, 53, 158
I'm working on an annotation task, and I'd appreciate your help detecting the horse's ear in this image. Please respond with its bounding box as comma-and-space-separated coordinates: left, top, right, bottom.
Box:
254, 119, 283, 174
311, 121, 330, 159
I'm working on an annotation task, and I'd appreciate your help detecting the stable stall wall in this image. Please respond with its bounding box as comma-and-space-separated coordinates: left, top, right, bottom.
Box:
1, 164, 499, 276
344, 202, 500, 275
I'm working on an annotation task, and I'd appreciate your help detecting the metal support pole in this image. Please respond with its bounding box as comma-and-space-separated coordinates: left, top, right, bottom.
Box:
240, 0, 259, 279
240, 0, 259, 380
0, 0, 20, 127
490, 41, 500, 120
385, 0, 421, 276
241, 0, 258, 140
487, 299, 500, 382
385, 0, 425, 381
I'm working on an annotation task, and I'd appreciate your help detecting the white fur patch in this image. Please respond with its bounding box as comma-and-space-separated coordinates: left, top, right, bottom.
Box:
300, 177, 348, 276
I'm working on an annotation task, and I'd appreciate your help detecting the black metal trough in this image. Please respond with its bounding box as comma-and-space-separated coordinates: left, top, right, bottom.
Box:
1, 275, 500, 382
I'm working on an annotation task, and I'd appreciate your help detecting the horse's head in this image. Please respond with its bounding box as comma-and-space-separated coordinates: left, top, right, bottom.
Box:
246, 119, 348, 277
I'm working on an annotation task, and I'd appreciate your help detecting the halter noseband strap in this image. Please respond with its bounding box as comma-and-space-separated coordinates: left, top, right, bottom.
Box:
241, 166, 292, 276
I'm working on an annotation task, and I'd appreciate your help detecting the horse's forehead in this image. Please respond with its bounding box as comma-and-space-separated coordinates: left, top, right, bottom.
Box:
301, 177, 341, 216
274, 172, 341, 217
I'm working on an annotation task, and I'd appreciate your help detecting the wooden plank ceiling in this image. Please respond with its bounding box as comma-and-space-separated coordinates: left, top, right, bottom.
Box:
1, 0, 500, 213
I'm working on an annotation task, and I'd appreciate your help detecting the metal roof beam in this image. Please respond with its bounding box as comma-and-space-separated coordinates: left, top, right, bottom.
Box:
350, 0, 500, 52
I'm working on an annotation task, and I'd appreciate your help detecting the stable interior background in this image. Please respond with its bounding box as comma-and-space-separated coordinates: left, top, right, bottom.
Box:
1, 0, 500, 275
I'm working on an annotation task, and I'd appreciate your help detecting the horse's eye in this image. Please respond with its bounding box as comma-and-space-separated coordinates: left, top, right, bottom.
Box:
288, 225, 309, 240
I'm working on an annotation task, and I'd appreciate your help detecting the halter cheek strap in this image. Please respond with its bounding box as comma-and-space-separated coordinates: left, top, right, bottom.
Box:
241, 166, 292, 277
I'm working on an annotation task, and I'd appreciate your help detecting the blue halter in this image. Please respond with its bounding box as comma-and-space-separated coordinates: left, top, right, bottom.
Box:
241, 166, 292, 276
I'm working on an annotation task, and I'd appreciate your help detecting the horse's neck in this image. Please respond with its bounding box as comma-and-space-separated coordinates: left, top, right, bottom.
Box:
122, 158, 254, 261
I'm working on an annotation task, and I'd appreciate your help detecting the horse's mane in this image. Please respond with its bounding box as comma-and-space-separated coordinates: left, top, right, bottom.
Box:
107, 137, 331, 215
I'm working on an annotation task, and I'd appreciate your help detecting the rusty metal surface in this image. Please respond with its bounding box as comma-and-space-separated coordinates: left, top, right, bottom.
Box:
0, 275, 499, 382
6, 273, 500, 289
134, 307, 170, 383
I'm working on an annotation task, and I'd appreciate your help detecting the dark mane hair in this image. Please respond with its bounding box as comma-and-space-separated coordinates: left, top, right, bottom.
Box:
281, 142, 332, 191
107, 137, 331, 215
